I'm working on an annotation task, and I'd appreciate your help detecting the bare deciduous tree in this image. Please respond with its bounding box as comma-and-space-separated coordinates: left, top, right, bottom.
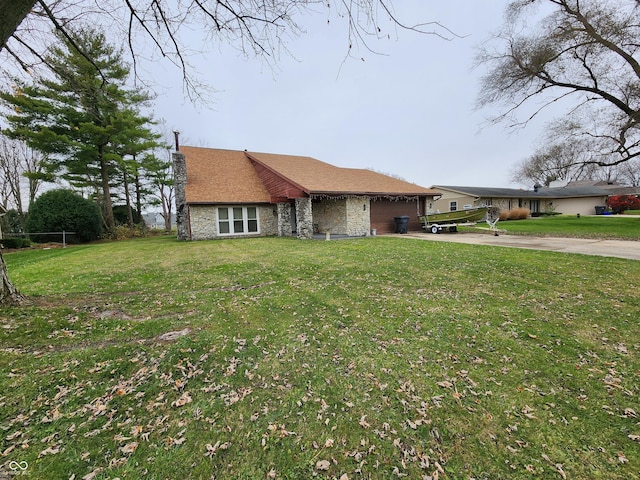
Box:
478, 0, 640, 178
0, 135, 47, 226
1, 1, 456, 97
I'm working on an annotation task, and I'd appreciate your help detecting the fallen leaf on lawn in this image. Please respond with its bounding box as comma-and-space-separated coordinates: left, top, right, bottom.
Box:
119, 442, 138, 454
39, 445, 61, 457
172, 392, 192, 407
628, 434, 640, 442
437, 381, 453, 389
266, 469, 276, 478
315, 460, 330, 471
205, 441, 230, 457
359, 415, 370, 428
82, 468, 103, 480
555, 464, 567, 479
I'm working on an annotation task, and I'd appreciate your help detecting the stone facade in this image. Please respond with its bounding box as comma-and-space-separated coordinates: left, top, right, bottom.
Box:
295, 197, 314, 239
187, 205, 278, 240
346, 196, 371, 236
172, 152, 190, 241
313, 198, 347, 234
277, 203, 293, 237
311, 196, 370, 236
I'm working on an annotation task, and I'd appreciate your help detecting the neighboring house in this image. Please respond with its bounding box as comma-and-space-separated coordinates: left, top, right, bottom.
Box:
173, 146, 440, 240
142, 212, 176, 230
430, 184, 638, 216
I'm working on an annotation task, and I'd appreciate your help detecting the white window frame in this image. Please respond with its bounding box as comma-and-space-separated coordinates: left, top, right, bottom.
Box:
449, 201, 458, 212
217, 206, 260, 236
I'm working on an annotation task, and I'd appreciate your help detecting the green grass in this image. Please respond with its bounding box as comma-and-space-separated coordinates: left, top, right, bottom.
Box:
480, 214, 640, 240
1, 236, 639, 479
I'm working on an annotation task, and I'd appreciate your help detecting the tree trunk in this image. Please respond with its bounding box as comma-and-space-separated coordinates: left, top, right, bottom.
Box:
98, 145, 115, 234
134, 171, 143, 219
122, 164, 134, 228
0, 0, 37, 50
0, 251, 24, 305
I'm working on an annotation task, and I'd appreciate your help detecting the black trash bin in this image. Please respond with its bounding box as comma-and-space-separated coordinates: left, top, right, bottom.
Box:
394, 216, 410, 234
595, 206, 606, 215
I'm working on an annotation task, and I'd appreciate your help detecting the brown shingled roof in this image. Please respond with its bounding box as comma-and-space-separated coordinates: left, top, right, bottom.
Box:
248, 152, 438, 196
181, 146, 271, 204
181, 146, 438, 203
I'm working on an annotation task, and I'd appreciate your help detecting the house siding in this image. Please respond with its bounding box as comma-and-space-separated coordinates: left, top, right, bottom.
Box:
552, 197, 607, 216
188, 204, 278, 240
277, 203, 293, 236
311, 196, 370, 236
251, 160, 305, 201
295, 197, 313, 239
432, 192, 479, 213
312, 198, 348, 234
370, 199, 422, 234
346, 196, 371, 236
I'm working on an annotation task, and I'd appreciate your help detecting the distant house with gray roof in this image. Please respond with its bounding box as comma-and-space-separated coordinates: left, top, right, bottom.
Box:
173, 146, 440, 239
430, 184, 639, 216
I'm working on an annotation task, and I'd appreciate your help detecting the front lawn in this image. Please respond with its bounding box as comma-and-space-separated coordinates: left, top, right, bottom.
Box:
1, 236, 639, 479
483, 214, 640, 240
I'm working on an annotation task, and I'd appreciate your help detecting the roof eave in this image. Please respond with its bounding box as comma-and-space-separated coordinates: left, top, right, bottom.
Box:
309, 191, 438, 197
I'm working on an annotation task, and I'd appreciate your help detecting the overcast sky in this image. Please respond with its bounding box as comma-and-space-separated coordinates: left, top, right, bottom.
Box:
151, 1, 551, 189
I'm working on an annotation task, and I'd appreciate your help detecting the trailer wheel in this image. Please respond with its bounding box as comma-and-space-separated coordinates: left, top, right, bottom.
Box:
449, 226, 458, 233
430, 225, 440, 234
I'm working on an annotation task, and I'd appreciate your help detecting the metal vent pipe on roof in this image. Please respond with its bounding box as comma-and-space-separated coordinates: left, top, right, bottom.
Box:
173, 131, 180, 151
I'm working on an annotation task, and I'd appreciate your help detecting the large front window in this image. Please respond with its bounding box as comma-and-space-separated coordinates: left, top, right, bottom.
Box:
218, 206, 259, 235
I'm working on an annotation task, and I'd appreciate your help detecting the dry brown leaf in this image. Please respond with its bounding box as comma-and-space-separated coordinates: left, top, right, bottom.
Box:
628, 434, 640, 442
38, 445, 61, 457
119, 442, 139, 455
205, 441, 230, 457
359, 415, 370, 429
172, 392, 192, 408
2, 445, 15, 456
315, 460, 330, 471
555, 463, 567, 480
6, 430, 22, 441
82, 468, 103, 480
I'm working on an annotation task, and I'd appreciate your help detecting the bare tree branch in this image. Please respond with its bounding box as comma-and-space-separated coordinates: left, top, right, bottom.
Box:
479, 0, 640, 173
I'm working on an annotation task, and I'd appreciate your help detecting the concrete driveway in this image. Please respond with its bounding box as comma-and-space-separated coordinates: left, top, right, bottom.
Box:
396, 231, 640, 261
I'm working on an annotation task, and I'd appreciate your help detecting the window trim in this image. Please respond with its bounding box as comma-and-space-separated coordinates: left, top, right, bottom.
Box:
217, 206, 260, 236
449, 201, 457, 212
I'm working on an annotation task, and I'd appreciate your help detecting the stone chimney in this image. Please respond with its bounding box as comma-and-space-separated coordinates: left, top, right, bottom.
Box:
172, 150, 190, 240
